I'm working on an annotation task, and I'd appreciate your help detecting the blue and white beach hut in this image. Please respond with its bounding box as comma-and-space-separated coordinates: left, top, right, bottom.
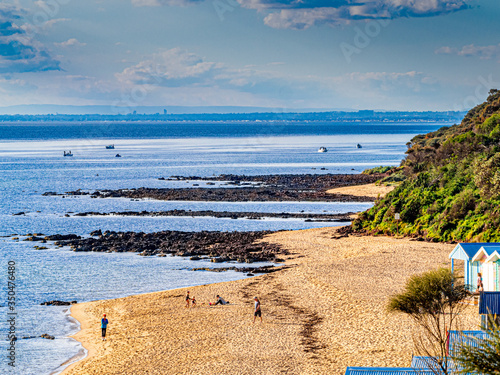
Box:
476, 247, 500, 291
449, 243, 500, 291
345, 367, 434, 375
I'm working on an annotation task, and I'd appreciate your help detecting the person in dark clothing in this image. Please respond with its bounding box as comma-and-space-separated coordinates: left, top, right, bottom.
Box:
101, 314, 109, 340
253, 297, 262, 323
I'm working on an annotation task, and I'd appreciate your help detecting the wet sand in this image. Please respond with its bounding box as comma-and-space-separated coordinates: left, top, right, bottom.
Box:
62, 228, 478, 375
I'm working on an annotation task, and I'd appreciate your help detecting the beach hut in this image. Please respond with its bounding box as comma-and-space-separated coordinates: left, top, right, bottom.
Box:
479, 291, 500, 329
345, 367, 434, 375
449, 243, 500, 292
476, 247, 500, 291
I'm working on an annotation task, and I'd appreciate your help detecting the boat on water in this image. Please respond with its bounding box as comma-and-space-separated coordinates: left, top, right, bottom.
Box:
63, 151, 73, 157
356, 144, 362, 149
106, 145, 115, 149
318, 147, 328, 153
115, 154, 122, 158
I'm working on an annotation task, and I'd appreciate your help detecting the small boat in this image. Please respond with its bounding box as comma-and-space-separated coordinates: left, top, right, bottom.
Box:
106, 145, 115, 149
356, 144, 362, 149
115, 154, 122, 158
63, 151, 73, 157
318, 147, 328, 153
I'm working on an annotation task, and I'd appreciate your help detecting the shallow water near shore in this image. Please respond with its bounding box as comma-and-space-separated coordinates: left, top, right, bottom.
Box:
0, 121, 447, 374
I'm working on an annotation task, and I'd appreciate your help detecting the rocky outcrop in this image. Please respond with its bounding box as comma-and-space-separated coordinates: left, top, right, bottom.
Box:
71, 209, 353, 222
48, 230, 286, 262
43, 173, 381, 202
40, 300, 77, 306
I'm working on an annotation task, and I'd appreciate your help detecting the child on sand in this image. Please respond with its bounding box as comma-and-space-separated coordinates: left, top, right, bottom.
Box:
101, 314, 109, 340
185, 291, 190, 308
191, 296, 196, 307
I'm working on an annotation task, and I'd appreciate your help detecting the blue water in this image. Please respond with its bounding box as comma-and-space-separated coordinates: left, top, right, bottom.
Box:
0, 121, 448, 374
0, 122, 445, 140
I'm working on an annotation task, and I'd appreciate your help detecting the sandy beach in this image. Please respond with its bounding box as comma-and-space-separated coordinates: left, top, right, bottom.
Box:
62, 227, 479, 375
326, 183, 394, 199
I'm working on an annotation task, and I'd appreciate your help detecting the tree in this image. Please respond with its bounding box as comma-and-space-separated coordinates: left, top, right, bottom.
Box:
388, 268, 471, 375
453, 319, 500, 375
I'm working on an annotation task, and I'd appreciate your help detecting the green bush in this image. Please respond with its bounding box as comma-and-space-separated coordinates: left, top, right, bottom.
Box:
354, 89, 500, 242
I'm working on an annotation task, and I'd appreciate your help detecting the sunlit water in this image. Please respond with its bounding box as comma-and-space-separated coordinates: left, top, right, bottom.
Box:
0, 122, 448, 374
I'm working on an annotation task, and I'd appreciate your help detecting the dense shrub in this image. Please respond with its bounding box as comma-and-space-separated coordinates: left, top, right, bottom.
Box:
355, 89, 500, 242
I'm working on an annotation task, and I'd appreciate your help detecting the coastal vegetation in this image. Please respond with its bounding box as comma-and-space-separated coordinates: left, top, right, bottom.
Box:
388, 268, 471, 375
354, 89, 500, 242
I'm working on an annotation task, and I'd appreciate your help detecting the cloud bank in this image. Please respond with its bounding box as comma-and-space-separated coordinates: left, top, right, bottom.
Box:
133, 0, 471, 29
0, 4, 60, 73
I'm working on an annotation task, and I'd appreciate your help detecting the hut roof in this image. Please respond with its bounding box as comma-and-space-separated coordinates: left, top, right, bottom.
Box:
410, 356, 457, 373
479, 292, 500, 315
345, 367, 434, 375
447, 330, 490, 355
449, 243, 500, 261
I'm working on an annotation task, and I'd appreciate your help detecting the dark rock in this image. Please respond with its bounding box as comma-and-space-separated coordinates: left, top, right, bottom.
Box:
41, 334, 55, 340
41, 300, 77, 306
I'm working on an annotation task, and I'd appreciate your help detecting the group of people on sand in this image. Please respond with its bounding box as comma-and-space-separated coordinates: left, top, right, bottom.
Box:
185, 291, 262, 322
98, 293, 262, 340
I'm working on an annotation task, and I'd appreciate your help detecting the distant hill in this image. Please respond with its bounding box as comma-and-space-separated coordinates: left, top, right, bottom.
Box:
354, 89, 500, 242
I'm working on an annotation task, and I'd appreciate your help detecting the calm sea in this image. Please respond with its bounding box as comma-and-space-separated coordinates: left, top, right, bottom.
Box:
0, 121, 448, 374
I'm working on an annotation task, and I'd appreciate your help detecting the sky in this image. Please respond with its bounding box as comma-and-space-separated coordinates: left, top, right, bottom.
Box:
0, 0, 499, 111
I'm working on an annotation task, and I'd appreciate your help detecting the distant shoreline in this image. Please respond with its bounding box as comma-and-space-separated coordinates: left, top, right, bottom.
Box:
0, 111, 463, 123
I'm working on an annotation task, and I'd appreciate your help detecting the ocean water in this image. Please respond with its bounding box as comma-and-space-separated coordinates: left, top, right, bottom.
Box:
0, 121, 448, 374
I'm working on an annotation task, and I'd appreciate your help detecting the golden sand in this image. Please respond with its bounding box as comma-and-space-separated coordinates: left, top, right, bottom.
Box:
326, 183, 394, 199
62, 228, 478, 375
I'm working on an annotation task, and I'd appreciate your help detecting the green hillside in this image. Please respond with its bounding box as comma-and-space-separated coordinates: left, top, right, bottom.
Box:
354, 89, 500, 242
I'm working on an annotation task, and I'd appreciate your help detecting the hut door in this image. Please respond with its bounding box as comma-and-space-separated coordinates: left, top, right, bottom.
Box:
496, 261, 499, 291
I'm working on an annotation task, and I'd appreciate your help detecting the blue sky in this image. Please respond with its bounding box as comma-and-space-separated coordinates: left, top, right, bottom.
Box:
0, 0, 498, 111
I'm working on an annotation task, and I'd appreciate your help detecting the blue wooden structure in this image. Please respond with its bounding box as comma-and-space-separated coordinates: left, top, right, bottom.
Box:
479, 292, 500, 314
345, 367, 434, 375
410, 356, 457, 373
447, 330, 489, 355
479, 291, 500, 329
449, 243, 500, 291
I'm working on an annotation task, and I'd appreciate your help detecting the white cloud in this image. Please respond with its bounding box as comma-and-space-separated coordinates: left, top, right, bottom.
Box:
436, 43, 500, 61
116, 48, 222, 86
54, 38, 87, 48
131, 0, 203, 6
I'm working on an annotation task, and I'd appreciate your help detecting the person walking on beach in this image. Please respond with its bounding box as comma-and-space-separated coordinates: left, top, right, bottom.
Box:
101, 314, 109, 341
253, 297, 262, 323
186, 291, 191, 308
191, 296, 196, 307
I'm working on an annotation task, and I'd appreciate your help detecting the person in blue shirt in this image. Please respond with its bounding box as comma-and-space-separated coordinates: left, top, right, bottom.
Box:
101, 314, 109, 341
